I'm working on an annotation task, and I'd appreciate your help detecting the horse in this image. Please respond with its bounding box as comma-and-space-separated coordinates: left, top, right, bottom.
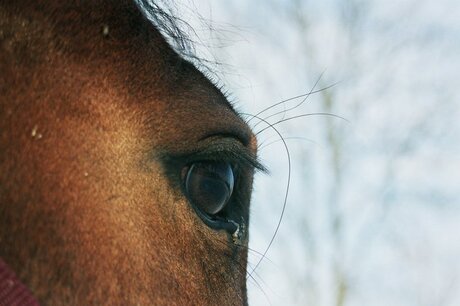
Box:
0, 1, 263, 304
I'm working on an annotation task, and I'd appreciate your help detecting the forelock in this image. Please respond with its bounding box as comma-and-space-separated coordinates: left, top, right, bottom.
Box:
135, 1, 196, 59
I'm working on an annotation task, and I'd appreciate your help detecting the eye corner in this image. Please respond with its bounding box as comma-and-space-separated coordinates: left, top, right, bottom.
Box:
160, 142, 255, 237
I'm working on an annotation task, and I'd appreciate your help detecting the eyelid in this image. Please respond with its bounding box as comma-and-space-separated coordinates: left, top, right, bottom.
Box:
161, 136, 260, 168
190, 137, 266, 172
159, 137, 267, 191
198, 130, 251, 147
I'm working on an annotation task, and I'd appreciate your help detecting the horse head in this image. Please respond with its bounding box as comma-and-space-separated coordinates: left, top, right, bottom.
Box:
0, 1, 262, 304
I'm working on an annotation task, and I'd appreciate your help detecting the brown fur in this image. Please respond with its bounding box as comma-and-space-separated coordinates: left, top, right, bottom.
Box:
0, 1, 257, 304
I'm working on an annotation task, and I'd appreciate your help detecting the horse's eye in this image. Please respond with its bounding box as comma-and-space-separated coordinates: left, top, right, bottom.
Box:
185, 161, 234, 216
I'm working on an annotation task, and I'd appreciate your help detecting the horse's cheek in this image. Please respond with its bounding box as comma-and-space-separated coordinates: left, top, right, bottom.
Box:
0, 88, 244, 304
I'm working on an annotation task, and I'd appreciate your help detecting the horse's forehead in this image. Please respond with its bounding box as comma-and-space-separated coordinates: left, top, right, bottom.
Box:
2, 0, 252, 146
2, 0, 179, 78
